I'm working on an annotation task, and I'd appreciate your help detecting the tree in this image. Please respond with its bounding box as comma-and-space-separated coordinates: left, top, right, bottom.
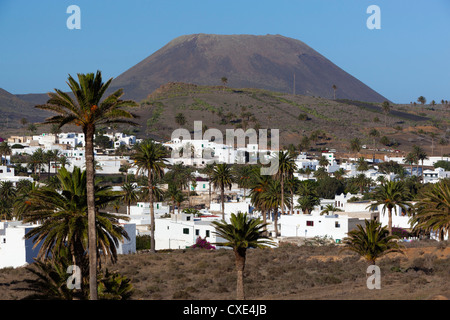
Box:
332, 84, 337, 100
410, 180, 450, 241
381, 101, 391, 127
318, 155, 330, 168
274, 151, 297, 215
412, 145, 427, 182
417, 96, 426, 105
356, 157, 369, 173
0, 141, 11, 165
165, 183, 182, 214
23, 167, 129, 282
248, 171, 272, 228
201, 163, 215, 208
121, 182, 139, 215
221, 77, 228, 92
368, 128, 380, 161
211, 163, 233, 220
341, 219, 403, 265
212, 212, 273, 300
175, 112, 186, 126
368, 181, 410, 235
262, 178, 290, 236
320, 204, 343, 216
28, 123, 38, 135
132, 139, 168, 252
35, 70, 138, 300
350, 138, 362, 157
295, 195, 320, 215
404, 152, 418, 176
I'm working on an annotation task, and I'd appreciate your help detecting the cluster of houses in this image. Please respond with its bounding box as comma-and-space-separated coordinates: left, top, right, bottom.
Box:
0, 133, 449, 269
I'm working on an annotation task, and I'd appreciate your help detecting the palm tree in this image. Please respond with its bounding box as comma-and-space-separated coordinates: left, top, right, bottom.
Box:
165, 183, 182, 214
410, 180, 450, 241
368, 128, 380, 161
248, 171, 272, 227
285, 176, 301, 214
332, 84, 337, 100
211, 163, 233, 220
132, 139, 168, 252
274, 151, 297, 215
381, 101, 391, 127
35, 70, 138, 300
412, 145, 427, 182
320, 204, 343, 216
121, 182, 139, 215
356, 157, 369, 173
221, 77, 228, 92
350, 138, 362, 158
368, 181, 410, 236
295, 195, 320, 215
0, 141, 11, 165
175, 112, 186, 126
23, 167, 129, 284
201, 163, 215, 208
233, 165, 254, 198
341, 219, 403, 265
261, 178, 290, 236
417, 96, 426, 105
333, 168, 346, 181
174, 191, 186, 214
29, 148, 45, 178
212, 212, 273, 300
404, 152, 418, 176
318, 155, 330, 168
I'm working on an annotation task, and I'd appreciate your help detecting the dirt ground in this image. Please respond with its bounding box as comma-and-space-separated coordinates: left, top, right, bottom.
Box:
0, 241, 449, 300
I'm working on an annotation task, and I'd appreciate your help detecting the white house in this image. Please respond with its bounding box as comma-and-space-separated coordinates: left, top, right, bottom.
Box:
0, 222, 43, 269
423, 167, 450, 183
0, 221, 136, 269
279, 213, 364, 243
154, 212, 224, 250
0, 165, 33, 185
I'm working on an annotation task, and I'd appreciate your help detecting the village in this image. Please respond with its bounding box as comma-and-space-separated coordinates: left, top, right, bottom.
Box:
1, 129, 449, 269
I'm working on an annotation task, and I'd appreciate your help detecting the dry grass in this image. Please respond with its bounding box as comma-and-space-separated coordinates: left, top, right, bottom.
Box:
0, 241, 449, 300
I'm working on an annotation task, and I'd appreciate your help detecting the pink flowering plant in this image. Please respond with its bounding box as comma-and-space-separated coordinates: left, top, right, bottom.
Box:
191, 237, 216, 250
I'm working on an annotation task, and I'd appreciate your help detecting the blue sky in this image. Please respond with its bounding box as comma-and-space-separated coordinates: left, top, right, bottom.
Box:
0, 0, 449, 103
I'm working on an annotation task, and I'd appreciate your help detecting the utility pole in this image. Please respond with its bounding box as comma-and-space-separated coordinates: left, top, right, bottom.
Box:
293, 73, 296, 95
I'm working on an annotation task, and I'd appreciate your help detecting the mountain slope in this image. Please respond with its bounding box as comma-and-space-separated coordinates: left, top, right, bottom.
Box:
0, 88, 49, 129
109, 34, 388, 103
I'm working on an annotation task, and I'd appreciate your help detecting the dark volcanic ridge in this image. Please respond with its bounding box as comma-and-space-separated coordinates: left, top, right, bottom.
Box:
108, 33, 388, 103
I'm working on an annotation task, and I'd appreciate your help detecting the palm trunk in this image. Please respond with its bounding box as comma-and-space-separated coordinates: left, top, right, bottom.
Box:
421, 160, 424, 182
221, 184, 225, 220
290, 188, 294, 214
234, 249, 246, 300
148, 173, 156, 253
387, 207, 393, 236
281, 176, 285, 215
273, 208, 279, 237
85, 125, 98, 300
208, 180, 212, 209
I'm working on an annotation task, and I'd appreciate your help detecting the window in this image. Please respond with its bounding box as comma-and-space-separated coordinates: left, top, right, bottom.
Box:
195, 229, 200, 236
186, 216, 191, 221
183, 228, 190, 235
306, 221, 314, 227
335, 221, 340, 228
206, 230, 210, 237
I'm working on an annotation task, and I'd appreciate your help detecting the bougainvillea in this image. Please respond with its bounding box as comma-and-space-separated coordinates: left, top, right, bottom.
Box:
191, 237, 216, 250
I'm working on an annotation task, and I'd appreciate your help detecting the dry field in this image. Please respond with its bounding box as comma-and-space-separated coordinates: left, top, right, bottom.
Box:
0, 241, 449, 300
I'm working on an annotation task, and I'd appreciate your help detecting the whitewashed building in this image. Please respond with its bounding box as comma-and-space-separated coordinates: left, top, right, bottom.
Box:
154, 212, 224, 250
279, 213, 365, 243
0, 221, 136, 269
